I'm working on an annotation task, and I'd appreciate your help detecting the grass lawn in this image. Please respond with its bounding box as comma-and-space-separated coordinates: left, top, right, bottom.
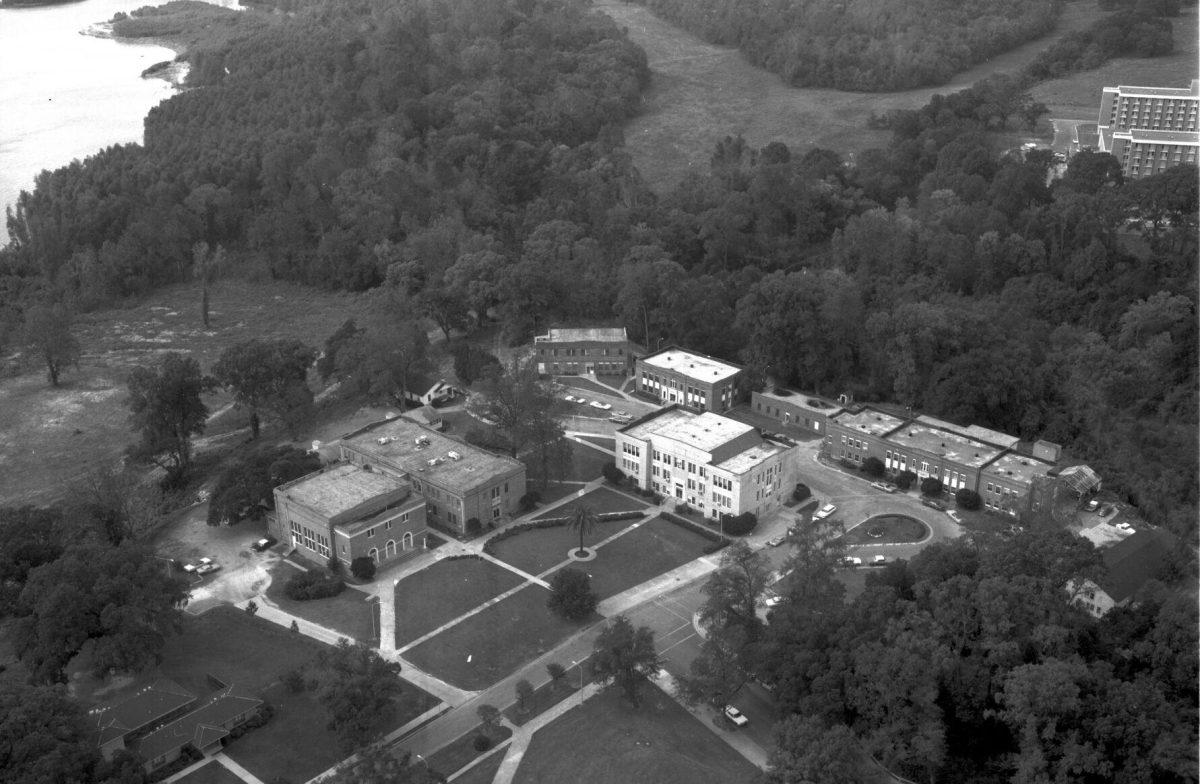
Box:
504, 680, 580, 726
404, 585, 593, 690
423, 724, 513, 780
226, 673, 438, 784
548, 515, 709, 600
490, 518, 637, 576
554, 376, 614, 397
524, 438, 612, 483
263, 561, 378, 643
452, 750, 507, 784
574, 435, 616, 452
159, 605, 327, 696
843, 514, 930, 545
173, 761, 244, 784
393, 557, 526, 647
512, 685, 759, 784
534, 486, 648, 520
525, 480, 587, 507
0, 279, 370, 507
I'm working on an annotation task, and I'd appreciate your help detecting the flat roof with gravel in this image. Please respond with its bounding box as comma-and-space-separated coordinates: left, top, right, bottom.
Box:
640, 348, 741, 382
622, 408, 755, 453
279, 463, 408, 519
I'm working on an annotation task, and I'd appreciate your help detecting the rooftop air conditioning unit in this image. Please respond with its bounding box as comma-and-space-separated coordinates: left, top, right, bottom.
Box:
377, 437, 389, 445
428, 458, 441, 467
447, 451, 462, 461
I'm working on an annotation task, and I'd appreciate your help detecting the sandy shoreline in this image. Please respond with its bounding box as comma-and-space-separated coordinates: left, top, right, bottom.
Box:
80, 21, 191, 88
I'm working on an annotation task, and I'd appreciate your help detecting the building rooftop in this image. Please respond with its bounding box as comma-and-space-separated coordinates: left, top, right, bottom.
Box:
91, 679, 195, 740
714, 441, 789, 475
1097, 528, 1178, 603
640, 347, 741, 383
915, 415, 1020, 449
278, 463, 408, 520
536, 327, 628, 343
335, 492, 423, 537
136, 691, 261, 762
886, 423, 1004, 469
341, 418, 523, 491
1108, 81, 1199, 98
831, 407, 905, 438
980, 451, 1054, 486
757, 389, 844, 416
621, 407, 755, 453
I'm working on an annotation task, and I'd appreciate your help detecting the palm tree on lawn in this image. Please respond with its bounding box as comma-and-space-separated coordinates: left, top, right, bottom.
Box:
569, 504, 598, 557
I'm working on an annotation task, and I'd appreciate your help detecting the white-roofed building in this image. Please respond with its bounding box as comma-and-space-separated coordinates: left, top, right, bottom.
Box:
636, 346, 743, 412
615, 405, 799, 521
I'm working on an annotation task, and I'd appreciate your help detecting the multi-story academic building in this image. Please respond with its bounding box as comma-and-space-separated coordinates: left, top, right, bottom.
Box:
750, 389, 844, 435
825, 406, 1065, 516
1096, 80, 1200, 178
533, 327, 639, 376
635, 346, 742, 412
615, 405, 799, 521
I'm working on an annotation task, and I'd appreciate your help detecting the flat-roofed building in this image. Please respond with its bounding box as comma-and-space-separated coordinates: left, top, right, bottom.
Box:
636, 346, 742, 412
615, 406, 799, 521
272, 463, 428, 566
1096, 80, 1200, 177
980, 452, 1055, 516
533, 327, 638, 376
885, 422, 1005, 493
339, 417, 526, 532
826, 406, 905, 465
751, 389, 843, 435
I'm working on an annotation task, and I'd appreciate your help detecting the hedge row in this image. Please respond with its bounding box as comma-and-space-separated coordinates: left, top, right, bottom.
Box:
481, 511, 646, 556
285, 570, 345, 601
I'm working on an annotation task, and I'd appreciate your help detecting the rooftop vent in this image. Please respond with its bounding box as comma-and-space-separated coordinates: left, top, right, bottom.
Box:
376, 436, 394, 445
415, 435, 431, 448
428, 458, 441, 467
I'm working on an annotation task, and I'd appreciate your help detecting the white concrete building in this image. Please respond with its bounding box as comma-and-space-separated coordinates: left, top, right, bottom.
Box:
615, 405, 799, 521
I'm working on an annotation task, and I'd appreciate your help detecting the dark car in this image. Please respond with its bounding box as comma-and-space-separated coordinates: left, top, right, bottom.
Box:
251, 536, 277, 552
921, 499, 946, 512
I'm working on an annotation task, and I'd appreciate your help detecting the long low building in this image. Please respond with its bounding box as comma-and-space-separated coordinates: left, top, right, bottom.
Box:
826, 405, 1064, 515
615, 405, 799, 521
750, 389, 844, 435
533, 326, 639, 376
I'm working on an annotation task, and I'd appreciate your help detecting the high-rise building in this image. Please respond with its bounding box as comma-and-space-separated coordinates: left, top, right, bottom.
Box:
1097, 80, 1200, 178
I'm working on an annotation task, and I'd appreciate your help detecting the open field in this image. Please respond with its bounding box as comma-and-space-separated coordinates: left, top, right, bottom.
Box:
843, 514, 930, 545
491, 519, 634, 576
1031, 8, 1199, 120
0, 279, 367, 507
404, 585, 593, 690
597, 0, 1107, 189
173, 761, 244, 784
549, 515, 710, 599
512, 685, 760, 784
393, 556, 526, 647
263, 561, 378, 644
223, 683, 346, 784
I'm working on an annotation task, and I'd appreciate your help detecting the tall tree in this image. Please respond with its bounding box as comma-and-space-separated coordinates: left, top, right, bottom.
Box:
13, 542, 187, 682
468, 358, 565, 458
0, 681, 100, 784
21, 302, 80, 387
677, 622, 752, 710
320, 745, 435, 784
568, 503, 598, 556
698, 539, 772, 639
591, 615, 661, 706
766, 717, 863, 784
0, 506, 66, 615
212, 338, 317, 439
333, 319, 430, 404
191, 241, 225, 328
310, 640, 406, 751
125, 352, 213, 486
67, 465, 161, 544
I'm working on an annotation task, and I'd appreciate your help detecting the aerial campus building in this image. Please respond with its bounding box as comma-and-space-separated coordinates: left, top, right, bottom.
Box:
1096, 79, 1199, 178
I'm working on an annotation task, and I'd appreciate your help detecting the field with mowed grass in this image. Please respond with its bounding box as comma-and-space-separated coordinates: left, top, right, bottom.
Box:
263, 560, 378, 644
0, 279, 368, 507
403, 585, 594, 690
393, 556, 527, 647
595, 0, 1108, 190
523, 438, 613, 484
512, 685, 760, 784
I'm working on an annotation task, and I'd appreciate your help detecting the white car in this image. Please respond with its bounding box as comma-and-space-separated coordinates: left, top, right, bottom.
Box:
609, 410, 632, 423
842, 556, 863, 567
873, 555, 888, 566
196, 563, 222, 575
813, 503, 837, 521
198, 557, 215, 566
869, 481, 893, 493
563, 394, 578, 403
766, 535, 786, 547
589, 400, 612, 411
945, 510, 963, 524
764, 593, 783, 608
723, 705, 749, 727
182, 563, 198, 573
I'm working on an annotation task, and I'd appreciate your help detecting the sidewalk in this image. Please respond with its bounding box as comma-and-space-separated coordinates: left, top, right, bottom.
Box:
490, 683, 603, 784
652, 671, 770, 770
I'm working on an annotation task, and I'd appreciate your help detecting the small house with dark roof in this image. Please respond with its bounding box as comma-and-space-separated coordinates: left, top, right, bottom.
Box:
1067, 528, 1179, 618
91, 679, 197, 761
133, 687, 262, 773
403, 374, 460, 407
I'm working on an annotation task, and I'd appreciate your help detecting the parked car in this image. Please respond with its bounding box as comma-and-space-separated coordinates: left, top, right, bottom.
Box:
1085, 499, 1100, 512
1099, 504, 1115, 517
873, 555, 888, 566
883, 483, 899, 493
842, 556, 863, 567
869, 481, 896, 493
198, 556, 215, 566
182, 562, 198, 573
723, 705, 749, 727
1116, 522, 1134, 532
589, 400, 612, 411
563, 394, 578, 403
813, 503, 837, 521
921, 499, 946, 511
251, 537, 276, 552
609, 410, 632, 423
766, 535, 786, 547
764, 593, 783, 608
196, 563, 222, 575
945, 510, 963, 523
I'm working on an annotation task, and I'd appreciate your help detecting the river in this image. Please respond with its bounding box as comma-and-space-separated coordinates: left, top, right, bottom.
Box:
0, 0, 237, 245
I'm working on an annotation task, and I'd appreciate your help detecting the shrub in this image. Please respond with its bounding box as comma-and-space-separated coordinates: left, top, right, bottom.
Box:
518, 491, 541, 513
350, 556, 376, 581
895, 470, 917, 490
472, 734, 492, 752
546, 662, 566, 687
244, 600, 258, 616
482, 511, 645, 556
327, 556, 342, 575
792, 483, 811, 502
956, 488, 983, 510
602, 462, 624, 484
289, 620, 299, 633
465, 517, 482, 536
920, 477, 944, 497
515, 679, 535, 713
546, 568, 599, 621
862, 456, 885, 477
722, 512, 758, 536
285, 570, 345, 601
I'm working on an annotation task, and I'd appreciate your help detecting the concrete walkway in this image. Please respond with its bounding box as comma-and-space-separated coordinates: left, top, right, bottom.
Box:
490, 683, 604, 784
216, 754, 268, 784
652, 671, 770, 770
